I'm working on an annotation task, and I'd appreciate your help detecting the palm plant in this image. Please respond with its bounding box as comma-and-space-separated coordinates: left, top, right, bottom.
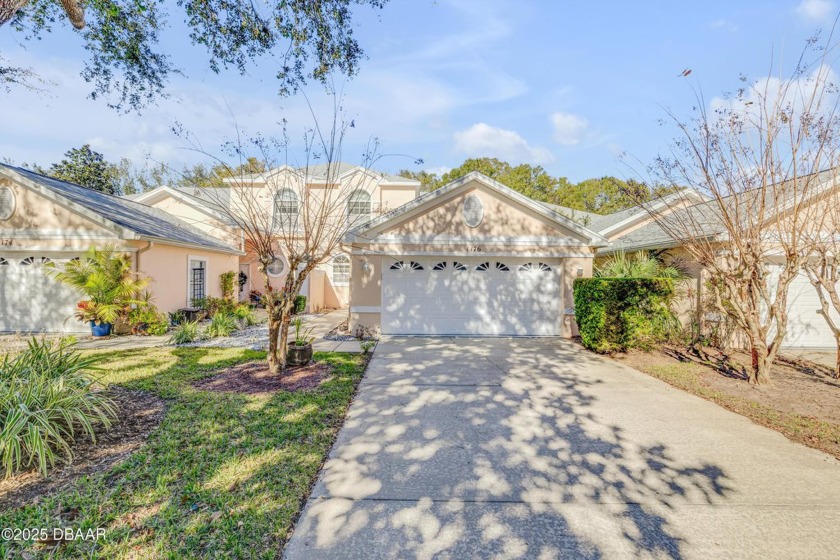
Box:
47, 246, 149, 325
595, 251, 685, 279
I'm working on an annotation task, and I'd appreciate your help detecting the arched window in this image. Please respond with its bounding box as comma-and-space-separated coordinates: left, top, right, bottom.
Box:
347, 190, 372, 224
332, 255, 350, 284
273, 188, 298, 230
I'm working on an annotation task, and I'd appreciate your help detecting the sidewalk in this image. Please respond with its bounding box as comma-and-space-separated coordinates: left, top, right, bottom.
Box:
73, 308, 361, 353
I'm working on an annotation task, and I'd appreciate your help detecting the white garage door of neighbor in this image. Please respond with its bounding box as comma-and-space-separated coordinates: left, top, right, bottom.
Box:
0, 255, 85, 333
382, 257, 562, 336
776, 270, 839, 348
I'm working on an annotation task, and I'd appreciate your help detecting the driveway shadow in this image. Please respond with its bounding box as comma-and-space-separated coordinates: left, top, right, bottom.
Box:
284, 337, 734, 558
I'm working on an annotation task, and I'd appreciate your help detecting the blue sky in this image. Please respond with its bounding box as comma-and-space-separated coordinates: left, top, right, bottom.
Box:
1, 0, 838, 182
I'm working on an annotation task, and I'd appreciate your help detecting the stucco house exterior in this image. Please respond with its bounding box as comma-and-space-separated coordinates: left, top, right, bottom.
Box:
0, 164, 242, 333
345, 172, 608, 337
132, 163, 421, 311
580, 172, 840, 349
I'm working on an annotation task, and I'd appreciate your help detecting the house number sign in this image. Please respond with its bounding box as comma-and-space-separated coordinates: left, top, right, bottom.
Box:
0, 239, 11, 246
467, 245, 483, 252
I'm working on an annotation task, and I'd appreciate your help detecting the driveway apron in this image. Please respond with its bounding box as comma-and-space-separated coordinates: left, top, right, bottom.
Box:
284, 337, 840, 559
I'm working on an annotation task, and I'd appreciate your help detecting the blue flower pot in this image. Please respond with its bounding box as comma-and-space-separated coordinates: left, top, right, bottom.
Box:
90, 321, 113, 337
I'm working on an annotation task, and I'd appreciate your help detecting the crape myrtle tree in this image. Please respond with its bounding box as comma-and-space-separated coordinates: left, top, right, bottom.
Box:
1, 0, 388, 111
179, 104, 415, 374
801, 183, 840, 378
627, 36, 840, 384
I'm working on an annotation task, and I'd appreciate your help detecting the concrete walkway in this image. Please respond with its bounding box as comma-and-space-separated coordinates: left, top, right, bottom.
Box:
284, 337, 840, 559
71, 309, 361, 352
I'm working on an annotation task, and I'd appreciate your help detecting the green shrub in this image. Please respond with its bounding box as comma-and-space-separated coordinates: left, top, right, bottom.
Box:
168, 310, 187, 326
219, 271, 237, 302
233, 304, 258, 326
192, 296, 235, 318
0, 338, 116, 477
128, 305, 169, 336
169, 321, 201, 344
293, 295, 307, 314
206, 313, 238, 338
595, 251, 685, 279
574, 277, 676, 353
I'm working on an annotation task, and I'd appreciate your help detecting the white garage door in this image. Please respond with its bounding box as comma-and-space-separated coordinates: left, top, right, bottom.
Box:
780, 271, 839, 348
382, 257, 562, 336
0, 254, 85, 333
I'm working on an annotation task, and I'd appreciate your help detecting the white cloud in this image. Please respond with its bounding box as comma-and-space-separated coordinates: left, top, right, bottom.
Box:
550, 112, 589, 146
710, 19, 738, 32
796, 0, 836, 21
710, 64, 840, 122
425, 166, 452, 176
453, 123, 553, 164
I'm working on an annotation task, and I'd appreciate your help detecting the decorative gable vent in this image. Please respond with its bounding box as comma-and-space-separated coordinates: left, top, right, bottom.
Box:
462, 194, 483, 228
0, 186, 15, 220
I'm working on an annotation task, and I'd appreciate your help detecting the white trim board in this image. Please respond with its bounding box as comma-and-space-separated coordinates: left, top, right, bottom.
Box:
351, 250, 594, 258
368, 235, 591, 247
350, 306, 381, 313
345, 172, 608, 247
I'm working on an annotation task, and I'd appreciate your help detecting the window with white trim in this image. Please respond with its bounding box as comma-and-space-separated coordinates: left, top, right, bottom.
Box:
189, 258, 207, 302
347, 190, 372, 224
332, 255, 350, 284
273, 188, 298, 230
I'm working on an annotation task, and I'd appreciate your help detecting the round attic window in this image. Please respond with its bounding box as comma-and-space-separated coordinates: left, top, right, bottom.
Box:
266, 257, 285, 277
462, 194, 483, 228
0, 186, 15, 221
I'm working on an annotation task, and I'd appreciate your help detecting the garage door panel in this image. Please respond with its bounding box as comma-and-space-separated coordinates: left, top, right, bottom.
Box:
382, 257, 561, 336
0, 255, 86, 333
768, 266, 839, 348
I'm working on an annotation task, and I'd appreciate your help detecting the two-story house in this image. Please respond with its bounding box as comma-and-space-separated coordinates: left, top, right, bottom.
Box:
132, 163, 421, 311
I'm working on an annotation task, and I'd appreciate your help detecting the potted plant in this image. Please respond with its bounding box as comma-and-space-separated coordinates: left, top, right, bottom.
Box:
287, 317, 315, 366
48, 246, 149, 337
74, 300, 114, 337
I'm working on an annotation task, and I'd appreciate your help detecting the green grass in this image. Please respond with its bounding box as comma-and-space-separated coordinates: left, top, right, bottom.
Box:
639, 360, 840, 459
0, 347, 368, 559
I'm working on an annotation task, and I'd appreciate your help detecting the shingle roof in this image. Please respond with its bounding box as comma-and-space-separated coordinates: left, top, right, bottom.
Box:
2, 164, 241, 254
222, 162, 419, 185
541, 203, 602, 227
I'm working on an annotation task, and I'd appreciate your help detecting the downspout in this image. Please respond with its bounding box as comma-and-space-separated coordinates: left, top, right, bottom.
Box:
135, 241, 154, 273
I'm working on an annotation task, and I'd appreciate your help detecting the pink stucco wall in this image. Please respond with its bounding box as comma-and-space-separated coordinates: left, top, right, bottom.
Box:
132, 242, 240, 312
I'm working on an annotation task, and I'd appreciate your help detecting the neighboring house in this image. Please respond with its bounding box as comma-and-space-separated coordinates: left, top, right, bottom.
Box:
345, 172, 608, 336
132, 163, 421, 311
580, 172, 840, 349
0, 164, 242, 333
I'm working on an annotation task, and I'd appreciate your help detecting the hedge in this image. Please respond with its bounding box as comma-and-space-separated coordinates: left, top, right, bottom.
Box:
573, 277, 676, 353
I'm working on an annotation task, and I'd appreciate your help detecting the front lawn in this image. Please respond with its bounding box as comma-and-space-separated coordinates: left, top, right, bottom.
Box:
0, 347, 367, 558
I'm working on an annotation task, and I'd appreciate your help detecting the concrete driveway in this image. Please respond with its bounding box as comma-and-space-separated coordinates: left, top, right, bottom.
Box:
284, 337, 840, 559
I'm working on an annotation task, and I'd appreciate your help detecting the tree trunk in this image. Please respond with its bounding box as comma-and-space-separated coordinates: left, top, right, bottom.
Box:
0, 0, 28, 27
835, 335, 840, 379
267, 312, 281, 375
278, 309, 292, 368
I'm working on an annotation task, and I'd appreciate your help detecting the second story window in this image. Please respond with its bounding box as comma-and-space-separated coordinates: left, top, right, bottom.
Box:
273, 188, 298, 230
347, 190, 372, 225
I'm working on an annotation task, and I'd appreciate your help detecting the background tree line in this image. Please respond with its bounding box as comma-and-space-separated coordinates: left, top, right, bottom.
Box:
16, 149, 674, 217
398, 158, 677, 215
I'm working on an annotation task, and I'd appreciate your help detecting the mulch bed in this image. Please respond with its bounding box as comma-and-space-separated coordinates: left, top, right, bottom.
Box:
193, 361, 332, 394
0, 386, 166, 509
